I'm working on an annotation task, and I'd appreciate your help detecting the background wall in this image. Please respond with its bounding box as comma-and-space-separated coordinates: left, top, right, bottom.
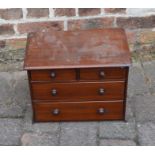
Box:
0, 8, 155, 71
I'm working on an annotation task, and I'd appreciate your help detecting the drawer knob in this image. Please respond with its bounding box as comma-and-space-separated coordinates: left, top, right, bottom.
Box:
51, 89, 57, 96
99, 88, 105, 95
50, 71, 56, 78
52, 109, 60, 115
97, 108, 105, 114
99, 71, 105, 78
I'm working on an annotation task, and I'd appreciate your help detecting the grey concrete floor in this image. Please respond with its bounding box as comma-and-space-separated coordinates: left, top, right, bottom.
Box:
0, 61, 155, 146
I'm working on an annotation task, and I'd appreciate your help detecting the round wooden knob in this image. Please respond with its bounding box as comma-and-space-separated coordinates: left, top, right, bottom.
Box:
99, 88, 105, 95
50, 71, 56, 78
97, 108, 105, 114
52, 109, 60, 115
99, 71, 105, 78
51, 89, 57, 96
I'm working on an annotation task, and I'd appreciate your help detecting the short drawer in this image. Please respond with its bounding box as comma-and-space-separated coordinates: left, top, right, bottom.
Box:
80, 67, 127, 81
31, 81, 125, 101
34, 101, 124, 122
30, 69, 76, 81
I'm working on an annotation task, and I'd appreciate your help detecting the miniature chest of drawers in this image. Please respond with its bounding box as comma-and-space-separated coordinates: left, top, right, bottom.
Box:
24, 28, 131, 122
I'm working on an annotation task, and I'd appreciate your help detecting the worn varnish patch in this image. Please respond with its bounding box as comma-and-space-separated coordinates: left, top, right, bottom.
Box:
24, 28, 131, 70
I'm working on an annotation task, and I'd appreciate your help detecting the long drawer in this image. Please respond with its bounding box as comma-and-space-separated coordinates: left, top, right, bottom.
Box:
34, 101, 124, 122
31, 81, 125, 101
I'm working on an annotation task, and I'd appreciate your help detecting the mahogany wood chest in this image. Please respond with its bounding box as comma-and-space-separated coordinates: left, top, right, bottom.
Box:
24, 28, 131, 122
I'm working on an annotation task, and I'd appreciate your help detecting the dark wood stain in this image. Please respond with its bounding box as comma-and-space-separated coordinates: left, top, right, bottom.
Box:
34, 101, 124, 122
30, 69, 76, 81
24, 28, 131, 70
123, 67, 129, 121
24, 28, 131, 122
30, 67, 127, 82
31, 81, 125, 101
80, 67, 127, 81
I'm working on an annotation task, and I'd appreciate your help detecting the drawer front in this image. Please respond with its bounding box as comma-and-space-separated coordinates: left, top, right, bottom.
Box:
80, 67, 127, 81
30, 69, 76, 81
34, 101, 124, 122
31, 81, 125, 101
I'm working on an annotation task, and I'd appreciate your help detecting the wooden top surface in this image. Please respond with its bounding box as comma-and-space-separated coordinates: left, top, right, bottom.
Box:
24, 28, 131, 70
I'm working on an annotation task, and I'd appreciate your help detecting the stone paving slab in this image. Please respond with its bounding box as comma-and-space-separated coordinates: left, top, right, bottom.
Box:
125, 98, 134, 122
0, 71, 29, 117
137, 122, 155, 146
0, 72, 14, 117
12, 72, 31, 106
99, 121, 136, 140
130, 94, 155, 123
143, 61, 155, 81
143, 61, 155, 95
150, 81, 155, 96
0, 118, 23, 145
149, 82, 155, 95
99, 139, 137, 146
128, 64, 150, 97
59, 122, 98, 146
23, 105, 60, 134
21, 132, 59, 146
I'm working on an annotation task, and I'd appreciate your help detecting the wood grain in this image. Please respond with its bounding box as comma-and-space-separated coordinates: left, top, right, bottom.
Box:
80, 67, 127, 81
24, 28, 131, 70
31, 81, 125, 101
24, 28, 131, 122
34, 101, 124, 122
30, 69, 76, 81
30, 67, 127, 82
